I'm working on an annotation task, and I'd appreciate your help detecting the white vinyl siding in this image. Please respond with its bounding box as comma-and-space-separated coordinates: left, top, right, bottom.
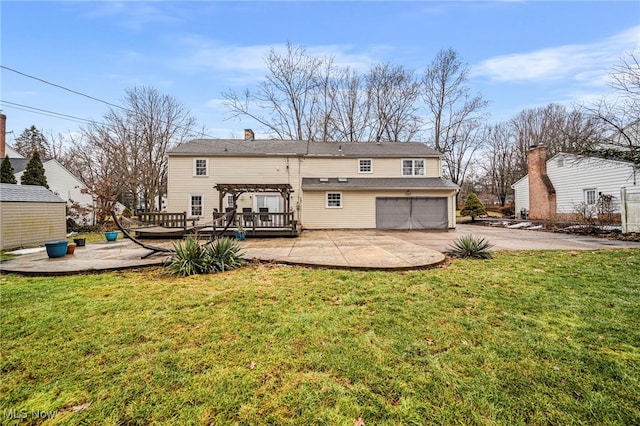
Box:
402, 159, 425, 176
167, 154, 453, 227
302, 189, 457, 229
0, 201, 67, 250
194, 159, 208, 177
326, 192, 342, 208
358, 159, 373, 173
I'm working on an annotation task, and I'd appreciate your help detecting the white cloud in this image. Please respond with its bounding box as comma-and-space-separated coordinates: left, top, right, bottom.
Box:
169, 38, 382, 86
473, 25, 640, 84
83, 1, 184, 31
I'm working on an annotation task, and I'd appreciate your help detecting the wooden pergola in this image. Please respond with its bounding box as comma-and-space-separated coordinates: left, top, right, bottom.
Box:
214, 183, 294, 213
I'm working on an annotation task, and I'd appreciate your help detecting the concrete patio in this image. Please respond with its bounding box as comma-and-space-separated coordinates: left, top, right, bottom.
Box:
1, 225, 638, 275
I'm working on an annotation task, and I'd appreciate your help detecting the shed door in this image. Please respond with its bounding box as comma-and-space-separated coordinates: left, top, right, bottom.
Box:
376, 197, 448, 230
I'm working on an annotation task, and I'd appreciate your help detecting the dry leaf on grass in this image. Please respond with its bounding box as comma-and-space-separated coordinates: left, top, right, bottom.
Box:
354, 417, 365, 426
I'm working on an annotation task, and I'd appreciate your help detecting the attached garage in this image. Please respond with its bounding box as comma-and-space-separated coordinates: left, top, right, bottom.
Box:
376, 197, 448, 230
301, 177, 459, 230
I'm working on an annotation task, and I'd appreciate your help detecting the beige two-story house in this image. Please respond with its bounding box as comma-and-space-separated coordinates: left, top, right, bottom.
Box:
167, 133, 458, 231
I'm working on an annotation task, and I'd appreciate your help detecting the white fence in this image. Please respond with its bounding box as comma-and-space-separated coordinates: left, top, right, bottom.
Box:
621, 187, 640, 233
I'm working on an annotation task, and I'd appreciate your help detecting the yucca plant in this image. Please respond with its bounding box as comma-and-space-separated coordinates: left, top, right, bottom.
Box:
165, 236, 246, 276
447, 234, 494, 259
205, 237, 245, 272
165, 236, 210, 276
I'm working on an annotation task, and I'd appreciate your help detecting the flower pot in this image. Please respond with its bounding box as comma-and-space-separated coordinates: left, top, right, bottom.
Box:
45, 241, 68, 258
73, 238, 86, 247
66, 243, 77, 255
234, 231, 246, 241
104, 231, 119, 241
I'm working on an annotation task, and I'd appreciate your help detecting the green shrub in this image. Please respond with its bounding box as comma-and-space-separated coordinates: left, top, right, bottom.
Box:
447, 234, 494, 259
460, 193, 487, 221
166, 236, 210, 276
166, 236, 245, 276
206, 237, 245, 272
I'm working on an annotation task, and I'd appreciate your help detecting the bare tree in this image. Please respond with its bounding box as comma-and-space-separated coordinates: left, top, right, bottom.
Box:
422, 48, 488, 185
366, 63, 421, 142
80, 86, 198, 211
481, 123, 519, 207
584, 52, 640, 163
422, 48, 488, 152
509, 103, 604, 177
223, 43, 326, 140
327, 67, 371, 142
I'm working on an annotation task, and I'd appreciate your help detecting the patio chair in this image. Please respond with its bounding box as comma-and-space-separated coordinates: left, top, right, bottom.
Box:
259, 207, 271, 222
242, 208, 254, 226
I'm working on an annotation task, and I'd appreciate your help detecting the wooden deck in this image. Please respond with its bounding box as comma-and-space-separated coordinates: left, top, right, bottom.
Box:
133, 211, 299, 239
211, 211, 300, 238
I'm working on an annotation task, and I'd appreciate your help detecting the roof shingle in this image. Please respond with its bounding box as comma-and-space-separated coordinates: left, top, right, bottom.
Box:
169, 139, 441, 158
0, 183, 66, 203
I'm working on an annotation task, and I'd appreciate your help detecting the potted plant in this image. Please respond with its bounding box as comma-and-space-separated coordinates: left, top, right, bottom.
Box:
104, 231, 119, 241
234, 225, 246, 241
44, 240, 68, 258
66, 242, 77, 255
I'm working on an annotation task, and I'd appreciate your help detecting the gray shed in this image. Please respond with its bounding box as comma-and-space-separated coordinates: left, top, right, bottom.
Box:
0, 183, 67, 250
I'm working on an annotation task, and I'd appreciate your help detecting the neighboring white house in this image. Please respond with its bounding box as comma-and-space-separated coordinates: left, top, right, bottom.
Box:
167, 133, 459, 230
512, 152, 639, 219
7, 155, 96, 226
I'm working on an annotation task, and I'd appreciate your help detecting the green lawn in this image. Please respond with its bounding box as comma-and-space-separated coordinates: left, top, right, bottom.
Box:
1, 250, 639, 425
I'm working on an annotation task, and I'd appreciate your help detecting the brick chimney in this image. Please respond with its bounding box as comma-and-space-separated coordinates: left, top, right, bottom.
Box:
244, 129, 255, 141
527, 144, 556, 220
0, 113, 6, 158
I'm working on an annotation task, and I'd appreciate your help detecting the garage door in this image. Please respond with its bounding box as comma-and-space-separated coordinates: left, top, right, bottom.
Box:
376, 197, 448, 230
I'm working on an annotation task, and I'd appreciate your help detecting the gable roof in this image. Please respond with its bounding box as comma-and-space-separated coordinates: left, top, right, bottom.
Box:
3, 158, 30, 174
0, 183, 65, 203
169, 139, 442, 158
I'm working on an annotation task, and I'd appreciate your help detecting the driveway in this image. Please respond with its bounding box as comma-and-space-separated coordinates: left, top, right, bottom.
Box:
386, 224, 640, 252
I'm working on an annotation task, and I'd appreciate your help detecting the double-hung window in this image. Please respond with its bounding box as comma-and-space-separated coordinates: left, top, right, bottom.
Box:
402, 159, 425, 176
190, 195, 203, 216
584, 189, 597, 206
326, 192, 342, 208
194, 159, 208, 177
358, 159, 373, 173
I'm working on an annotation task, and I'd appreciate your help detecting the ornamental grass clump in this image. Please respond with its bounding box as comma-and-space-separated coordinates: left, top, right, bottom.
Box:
166, 236, 245, 276
206, 236, 245, 272
447, 234, 494, 259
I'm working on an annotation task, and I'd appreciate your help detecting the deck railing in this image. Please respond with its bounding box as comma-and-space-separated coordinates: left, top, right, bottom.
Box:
138, 212, 188, 229
212, 211, 297, 233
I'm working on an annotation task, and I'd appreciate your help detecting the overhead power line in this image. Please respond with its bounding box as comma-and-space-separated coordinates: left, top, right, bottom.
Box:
1, 100, 95, 125
1, 65, 220, 139
1, 65, 126, 111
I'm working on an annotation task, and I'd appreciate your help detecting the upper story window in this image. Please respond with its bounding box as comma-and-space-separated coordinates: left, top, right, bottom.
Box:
402, 159, 425, 176
194, 159, 208, 177
326, 192, 342, 208
358, 159, 373, 173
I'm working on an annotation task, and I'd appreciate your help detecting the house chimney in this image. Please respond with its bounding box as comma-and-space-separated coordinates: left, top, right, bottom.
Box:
527, 144, 556, 221
244, 129, 255, 141
0, 113, 6, 158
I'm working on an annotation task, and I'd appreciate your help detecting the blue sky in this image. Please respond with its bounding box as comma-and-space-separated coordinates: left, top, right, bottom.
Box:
1, 1, 639, 142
